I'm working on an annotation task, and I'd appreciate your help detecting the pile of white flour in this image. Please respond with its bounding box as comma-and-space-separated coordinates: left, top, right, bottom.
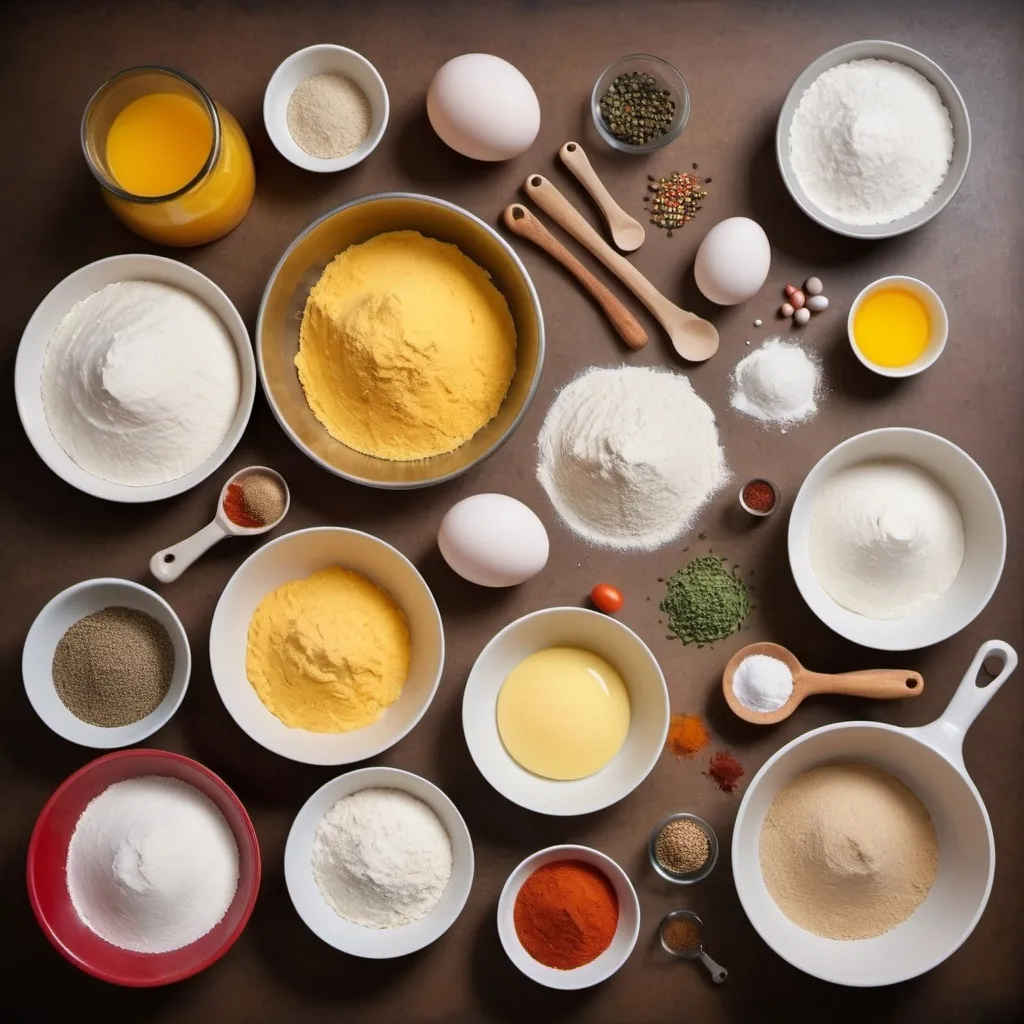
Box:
41, 280, 241, 486
789, 58, 954, 226
536, 365, 729, 551
730, 338, 822, 428
809, 460, 965, 619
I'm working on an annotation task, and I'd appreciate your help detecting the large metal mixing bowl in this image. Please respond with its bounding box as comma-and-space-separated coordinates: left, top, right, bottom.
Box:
257, 193, 545, 488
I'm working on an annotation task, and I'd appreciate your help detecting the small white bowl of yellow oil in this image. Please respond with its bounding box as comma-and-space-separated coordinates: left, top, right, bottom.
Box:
848, 275, 948, 378
462, 607, 669, 816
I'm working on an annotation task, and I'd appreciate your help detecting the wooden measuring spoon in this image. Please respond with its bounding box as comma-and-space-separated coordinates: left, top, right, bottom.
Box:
524, 174, 719, 361
559, 141, 645, 252
503, 204, 647, 350
722, 641, 924, 725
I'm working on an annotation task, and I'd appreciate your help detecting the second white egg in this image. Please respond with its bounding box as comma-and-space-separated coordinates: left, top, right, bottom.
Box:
438, 493, 549, 587
694, 217, 771, 305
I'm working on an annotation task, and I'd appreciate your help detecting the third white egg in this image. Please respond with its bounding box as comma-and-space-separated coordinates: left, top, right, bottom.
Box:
694, 217, 771, 305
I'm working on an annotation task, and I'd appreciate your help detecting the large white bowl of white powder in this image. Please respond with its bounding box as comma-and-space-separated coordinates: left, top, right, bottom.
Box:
789, 428, 1004, 650
777, 40, 971, 239
16, 254, 255, 502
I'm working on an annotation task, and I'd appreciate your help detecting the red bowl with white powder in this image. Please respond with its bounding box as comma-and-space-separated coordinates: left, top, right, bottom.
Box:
27, 749, 260, 986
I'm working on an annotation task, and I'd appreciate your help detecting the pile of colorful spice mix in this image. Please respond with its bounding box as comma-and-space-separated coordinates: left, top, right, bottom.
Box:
223, 471, 287, 529
644, 171, 708, 233
661, 555, 751, 646
513, 860, 619, 969
598, 71, 675, 146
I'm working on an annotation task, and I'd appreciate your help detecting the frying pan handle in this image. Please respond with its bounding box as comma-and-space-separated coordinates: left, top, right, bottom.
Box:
912, 640, 1017, 765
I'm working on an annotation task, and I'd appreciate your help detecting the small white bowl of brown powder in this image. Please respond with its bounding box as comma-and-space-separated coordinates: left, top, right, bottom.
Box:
23, 577, 191, 748
264, 44, 389, 172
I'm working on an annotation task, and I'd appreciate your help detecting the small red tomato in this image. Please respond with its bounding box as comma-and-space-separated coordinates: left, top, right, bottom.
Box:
590, 583, 624, 614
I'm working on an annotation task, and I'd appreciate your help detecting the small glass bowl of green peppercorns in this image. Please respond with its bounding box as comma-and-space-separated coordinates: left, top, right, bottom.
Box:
592, 54, 690, 153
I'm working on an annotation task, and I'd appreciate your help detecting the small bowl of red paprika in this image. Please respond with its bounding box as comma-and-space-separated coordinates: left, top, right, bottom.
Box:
739, 478, 781, 518
497, 844, 640, 990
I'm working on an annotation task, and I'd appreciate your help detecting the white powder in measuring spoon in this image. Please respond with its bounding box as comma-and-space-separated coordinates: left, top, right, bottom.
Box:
41, 280, 241, 486
66, 776, 239, 953
536, 365, 730, 551
732, 654, 794, 712
789, 59, 954, 226
730, 337, 822, 428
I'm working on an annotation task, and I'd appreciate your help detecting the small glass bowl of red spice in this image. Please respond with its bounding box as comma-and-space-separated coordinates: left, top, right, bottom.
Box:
591, 54, 690, 154
739, 477, 781, 517
648, 812, 719, 884
497, 844, 640, 990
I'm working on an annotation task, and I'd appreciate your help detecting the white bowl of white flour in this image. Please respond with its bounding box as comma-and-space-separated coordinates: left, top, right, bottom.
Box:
16, 254, 255, 502
788, 428, 1004, 650
777, 40, 971, 239
284, 767, 474, 958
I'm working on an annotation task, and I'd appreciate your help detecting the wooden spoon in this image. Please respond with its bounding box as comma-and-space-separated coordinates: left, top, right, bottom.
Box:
559, 141, 645, 252
722, 641, 924, 725
503, 204, 648, 350
524, 174, 719, 361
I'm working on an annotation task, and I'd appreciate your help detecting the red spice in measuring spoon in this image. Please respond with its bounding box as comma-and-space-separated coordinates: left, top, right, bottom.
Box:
223, 483, 263, 528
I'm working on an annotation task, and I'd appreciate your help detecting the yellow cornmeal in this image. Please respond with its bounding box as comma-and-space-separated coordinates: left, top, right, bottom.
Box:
295, 230, 517, 461
246, 566, 411, 732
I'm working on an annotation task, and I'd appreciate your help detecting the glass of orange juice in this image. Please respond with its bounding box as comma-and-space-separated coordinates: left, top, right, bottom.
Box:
82, 66, 255, 247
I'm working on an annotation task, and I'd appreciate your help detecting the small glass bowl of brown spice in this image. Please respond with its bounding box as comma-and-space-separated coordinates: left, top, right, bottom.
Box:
649, 812, 718, 884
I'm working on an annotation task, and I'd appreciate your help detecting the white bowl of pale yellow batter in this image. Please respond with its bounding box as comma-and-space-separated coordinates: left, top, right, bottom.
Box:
788, 428, 1005, 651
462, 607, 669, 816
209, 527, 444, 765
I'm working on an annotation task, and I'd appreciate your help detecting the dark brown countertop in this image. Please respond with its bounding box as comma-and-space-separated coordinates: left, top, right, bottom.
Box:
2, 1, 1022, 1020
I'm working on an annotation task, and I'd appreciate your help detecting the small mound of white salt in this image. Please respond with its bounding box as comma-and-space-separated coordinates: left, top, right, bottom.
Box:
730, 337, 822, 427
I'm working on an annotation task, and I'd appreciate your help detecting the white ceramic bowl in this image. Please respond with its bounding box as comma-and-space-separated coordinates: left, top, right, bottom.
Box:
23, 578, 191, 748
285, 767, 473, 958
732, 640, 1016, 987
497, 844, 640, 989
848, 276, 948, 377
264, 44, 389, 172
788, 428, 1005, 650
209, 527, 444, 765
462, 608, 669, 815
15, 254, 255, 503
777, 40, 971, 239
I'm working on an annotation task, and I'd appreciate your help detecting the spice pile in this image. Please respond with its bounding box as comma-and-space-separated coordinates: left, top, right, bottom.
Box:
730, 338, 823, 429
665, 713, 710, 758
707, 752, 745, 794
287, 72, 371, 160
643, 171, 707, 234
312, 788, 452, 928
224, 471, 286, 529
654, 818, 711, 875
598, 71, 675, 146
662, 915, 701, 953
514, 860, 618, 969
66, 776, 239, 953
52, 606, 175, 727
661, 555, 750, 646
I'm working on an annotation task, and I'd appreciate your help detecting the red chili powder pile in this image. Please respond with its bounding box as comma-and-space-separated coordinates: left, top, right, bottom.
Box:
706, 751, 745, 794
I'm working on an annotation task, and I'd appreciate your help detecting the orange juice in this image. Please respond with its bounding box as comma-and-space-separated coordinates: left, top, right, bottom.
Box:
85, 68, 255, 247
106, 93, 213, 197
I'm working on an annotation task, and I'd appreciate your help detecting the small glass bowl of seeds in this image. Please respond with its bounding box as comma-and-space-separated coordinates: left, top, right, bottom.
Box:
649, 812, 718, 884
591, 54, 690, 154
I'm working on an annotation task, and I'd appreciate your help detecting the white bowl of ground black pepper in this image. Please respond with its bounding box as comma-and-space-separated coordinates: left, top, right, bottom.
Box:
264, 44, 389, 172
23, 578, 190, 748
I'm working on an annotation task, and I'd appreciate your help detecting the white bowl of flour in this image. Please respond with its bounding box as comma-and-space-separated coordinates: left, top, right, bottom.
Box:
788, 428, 1004, 650
776, 40, 971, 239
16, 254, 255, 502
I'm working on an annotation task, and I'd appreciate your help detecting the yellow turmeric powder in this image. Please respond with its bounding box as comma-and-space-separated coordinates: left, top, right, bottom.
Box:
295, 230, 517, 461
246, 566, 410, 733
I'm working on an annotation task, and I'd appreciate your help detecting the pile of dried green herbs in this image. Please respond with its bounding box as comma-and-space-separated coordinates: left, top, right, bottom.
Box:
660, 555, 750, 646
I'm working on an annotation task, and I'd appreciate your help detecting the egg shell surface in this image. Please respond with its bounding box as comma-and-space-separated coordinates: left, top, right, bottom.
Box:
438, 493, 549, 587
426, 54, 541, 161
693, 216, 771, 305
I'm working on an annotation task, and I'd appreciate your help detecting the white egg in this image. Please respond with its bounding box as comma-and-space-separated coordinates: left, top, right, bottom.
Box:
438, 493, 549, 587
694, 217, 771, 305
427, 54, 540, 161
